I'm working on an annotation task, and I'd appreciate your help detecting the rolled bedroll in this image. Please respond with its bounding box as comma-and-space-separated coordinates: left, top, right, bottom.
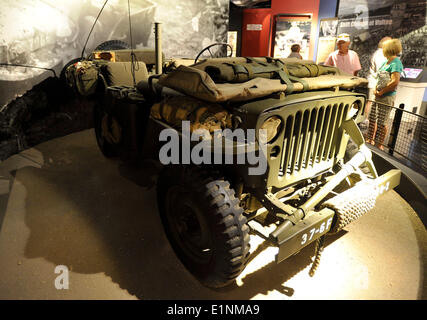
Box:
158, 57, 368, 103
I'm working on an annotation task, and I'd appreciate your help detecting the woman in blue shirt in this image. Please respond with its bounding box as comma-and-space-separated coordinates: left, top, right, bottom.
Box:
366, 39, 403, 150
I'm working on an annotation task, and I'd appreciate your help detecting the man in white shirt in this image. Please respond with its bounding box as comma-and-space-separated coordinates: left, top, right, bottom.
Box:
324, 33, 361, 76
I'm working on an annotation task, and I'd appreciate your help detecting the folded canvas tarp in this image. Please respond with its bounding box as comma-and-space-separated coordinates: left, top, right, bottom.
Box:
158, 64, 368, 103
191, 57, 342, 83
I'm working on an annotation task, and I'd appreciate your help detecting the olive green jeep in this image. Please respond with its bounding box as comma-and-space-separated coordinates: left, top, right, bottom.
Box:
65, 43, 401, 288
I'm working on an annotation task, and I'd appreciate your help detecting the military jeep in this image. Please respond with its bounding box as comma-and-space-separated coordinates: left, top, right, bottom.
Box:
65, 43, 401, 288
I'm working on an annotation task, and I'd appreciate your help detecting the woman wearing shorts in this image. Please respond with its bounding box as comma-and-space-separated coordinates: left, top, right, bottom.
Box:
366, 39, 404, 150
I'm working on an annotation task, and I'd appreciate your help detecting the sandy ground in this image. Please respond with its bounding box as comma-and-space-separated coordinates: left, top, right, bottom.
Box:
0, 129, 425, 299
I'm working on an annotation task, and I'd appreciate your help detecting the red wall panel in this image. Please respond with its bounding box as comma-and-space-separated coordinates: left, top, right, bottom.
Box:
241, 8, 272, 57
241, 0, 320, 58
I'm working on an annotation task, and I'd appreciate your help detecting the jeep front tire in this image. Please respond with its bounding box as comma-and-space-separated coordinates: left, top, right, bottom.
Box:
93, 100, 121, 158
157, 166, 250, 288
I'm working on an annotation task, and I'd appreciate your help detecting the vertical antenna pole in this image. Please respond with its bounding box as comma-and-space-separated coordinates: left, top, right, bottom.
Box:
154, 22, 162, 74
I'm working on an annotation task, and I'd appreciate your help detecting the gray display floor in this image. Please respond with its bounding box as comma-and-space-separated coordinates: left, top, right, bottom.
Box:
0, 129, 425, 299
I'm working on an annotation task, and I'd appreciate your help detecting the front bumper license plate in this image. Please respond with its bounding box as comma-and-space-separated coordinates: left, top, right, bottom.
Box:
275, 208, 335, 263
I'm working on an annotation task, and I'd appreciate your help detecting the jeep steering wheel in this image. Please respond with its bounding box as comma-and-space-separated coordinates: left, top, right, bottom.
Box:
194, 42, 233, 64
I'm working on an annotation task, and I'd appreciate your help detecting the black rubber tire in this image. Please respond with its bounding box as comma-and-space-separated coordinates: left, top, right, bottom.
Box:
94, 40, 130, 51
93, 99, 120, 158
157, 166, 250, 288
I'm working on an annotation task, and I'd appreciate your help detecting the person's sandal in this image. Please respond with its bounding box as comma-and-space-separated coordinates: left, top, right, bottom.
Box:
366, 139, 375, 146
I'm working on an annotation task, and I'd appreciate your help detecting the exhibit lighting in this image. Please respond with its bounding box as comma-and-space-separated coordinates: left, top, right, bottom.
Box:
18, 2, 73, 38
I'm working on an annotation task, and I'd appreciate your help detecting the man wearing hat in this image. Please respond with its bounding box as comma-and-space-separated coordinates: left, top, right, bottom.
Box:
324, 33, 361, 76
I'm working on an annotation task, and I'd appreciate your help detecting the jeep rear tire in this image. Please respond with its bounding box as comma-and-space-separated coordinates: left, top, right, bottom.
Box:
157, 166, 250, 288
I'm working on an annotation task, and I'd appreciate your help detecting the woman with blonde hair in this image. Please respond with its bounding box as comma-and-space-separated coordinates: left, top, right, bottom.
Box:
366, 38, 404, 150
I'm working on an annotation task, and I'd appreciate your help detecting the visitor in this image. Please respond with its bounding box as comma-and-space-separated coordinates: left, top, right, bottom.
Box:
288, 44, 302, 59
324, 33, 361, 76
367, 38, 404, 150
365, 36, 391, 145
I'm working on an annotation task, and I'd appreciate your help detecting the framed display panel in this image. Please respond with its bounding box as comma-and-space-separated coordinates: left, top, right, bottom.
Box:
272, 14, 312, 60
227, 31, 238, 57
316, 17, 339, 63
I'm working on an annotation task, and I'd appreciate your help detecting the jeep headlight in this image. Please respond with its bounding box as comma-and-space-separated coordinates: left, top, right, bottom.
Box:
260, 116, 282, 143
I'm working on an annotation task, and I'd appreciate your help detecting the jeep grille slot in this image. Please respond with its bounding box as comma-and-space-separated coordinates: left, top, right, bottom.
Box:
279, 103, 348, 176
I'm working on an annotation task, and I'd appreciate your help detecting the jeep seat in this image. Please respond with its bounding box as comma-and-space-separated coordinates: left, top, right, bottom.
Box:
104, 61, 149, 86
136, 77, 184, 101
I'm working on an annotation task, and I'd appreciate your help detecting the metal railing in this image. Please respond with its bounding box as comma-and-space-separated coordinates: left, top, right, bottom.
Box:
360, 99, 427, 175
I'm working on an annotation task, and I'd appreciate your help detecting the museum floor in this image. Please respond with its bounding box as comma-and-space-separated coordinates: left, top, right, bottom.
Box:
0, 129, 425, 300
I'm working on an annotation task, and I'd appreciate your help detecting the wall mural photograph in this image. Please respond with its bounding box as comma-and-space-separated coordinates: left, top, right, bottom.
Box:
273, 19, 311, 60
0, 0, 229, 108
336, 0, 426, 79
316, 18, 338, 63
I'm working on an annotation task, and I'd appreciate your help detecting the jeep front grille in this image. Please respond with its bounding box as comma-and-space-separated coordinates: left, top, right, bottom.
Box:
279, 103, 349, 176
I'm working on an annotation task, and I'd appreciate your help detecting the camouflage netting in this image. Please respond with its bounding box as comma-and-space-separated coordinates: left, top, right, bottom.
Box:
158, 57, 368, 103
322, 180, 378, 234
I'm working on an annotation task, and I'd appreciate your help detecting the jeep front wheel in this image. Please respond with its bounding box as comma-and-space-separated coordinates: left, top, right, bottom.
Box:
93, 101, 121, 158
157, 166, 250, 288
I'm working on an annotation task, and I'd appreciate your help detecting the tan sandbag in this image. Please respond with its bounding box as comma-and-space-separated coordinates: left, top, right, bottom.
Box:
151, 95, 233, 133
